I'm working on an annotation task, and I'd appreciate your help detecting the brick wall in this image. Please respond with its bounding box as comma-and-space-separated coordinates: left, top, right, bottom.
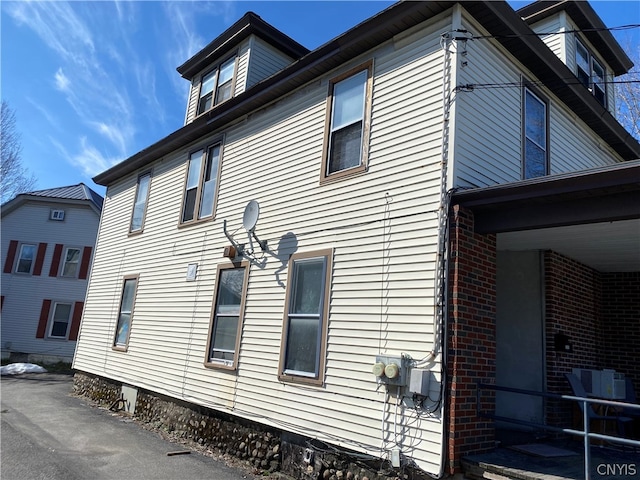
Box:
600, 272, 640, 390
447, 205, 497, 473
544, 251, 601, 427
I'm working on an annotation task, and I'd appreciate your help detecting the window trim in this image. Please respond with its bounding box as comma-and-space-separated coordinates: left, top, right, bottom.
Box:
48, 301, 73, 339
575, 38, 607, 107
15, 243, 37, 274
522, 84, 549, 180
112, 275, 139, 352
278, 248, 333, 386
129, 171, 152, 234
204, 260, 250, 371
320, 61, 373, 184
60, 246, 82, 278
196, 54, 238, 116
179, 140, 224, 226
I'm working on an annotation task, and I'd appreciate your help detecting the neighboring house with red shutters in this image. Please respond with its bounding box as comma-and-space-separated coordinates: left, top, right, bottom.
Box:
1, 183, 102, 363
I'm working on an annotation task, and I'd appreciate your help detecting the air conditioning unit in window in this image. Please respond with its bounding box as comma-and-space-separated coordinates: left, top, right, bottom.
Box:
600, 370, 626, 400
572, 368, 601, 396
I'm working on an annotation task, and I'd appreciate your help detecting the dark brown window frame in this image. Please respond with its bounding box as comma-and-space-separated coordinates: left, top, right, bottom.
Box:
178, 139, 224, 227
195, 54, 239, 116
522, 81, 550, 180
320, 61, 374, 184
129, 170, 153, 235
204, 260, 250, 371
112, 274, 139, 352
278, 248, 333, 386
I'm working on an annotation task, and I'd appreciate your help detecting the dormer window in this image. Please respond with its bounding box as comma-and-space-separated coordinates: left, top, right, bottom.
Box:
576, 39, 606, 106
197, 57, 236, 114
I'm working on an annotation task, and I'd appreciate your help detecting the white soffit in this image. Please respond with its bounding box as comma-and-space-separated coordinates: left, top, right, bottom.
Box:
497, 218, 640, 272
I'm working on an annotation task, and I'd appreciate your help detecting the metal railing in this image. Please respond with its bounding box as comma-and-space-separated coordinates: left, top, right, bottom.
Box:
476, 383, 640, 480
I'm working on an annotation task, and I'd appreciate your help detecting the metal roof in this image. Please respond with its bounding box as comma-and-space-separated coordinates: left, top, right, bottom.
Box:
1, 183, 104, 216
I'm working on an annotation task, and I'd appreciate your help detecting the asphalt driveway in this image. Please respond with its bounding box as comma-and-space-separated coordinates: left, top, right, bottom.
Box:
1, 373, 263, 480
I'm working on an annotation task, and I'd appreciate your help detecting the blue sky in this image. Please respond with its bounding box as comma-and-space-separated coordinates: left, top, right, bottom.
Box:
2, 1, 638, 198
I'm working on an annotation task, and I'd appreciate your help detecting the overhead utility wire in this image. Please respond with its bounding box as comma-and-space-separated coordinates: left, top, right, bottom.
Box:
454, 78, 640, 93
462, 24, 640, 40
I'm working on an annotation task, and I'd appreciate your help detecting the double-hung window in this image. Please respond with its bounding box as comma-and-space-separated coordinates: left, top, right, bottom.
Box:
205, 262, 249, 369
523, 87, 548, 179
113, 276, 138, 350
49, 302, 72, 338
16, 243, 36, 274
181, 143, 222, 224
61, 247, 81, 277
576, 39, 606, 106
130, 172, 151, 233
279, 249, 332, 384
322, 62, 373, 181
197, 57, 236, 115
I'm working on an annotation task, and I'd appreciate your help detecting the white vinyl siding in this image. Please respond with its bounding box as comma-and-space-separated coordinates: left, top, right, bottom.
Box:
184, 36, 294, 125
75, 18, 449, 475
246, 36, 296, 88
527, 13, 566, 63
453, 14, 623, 189
1, 201, 99, 361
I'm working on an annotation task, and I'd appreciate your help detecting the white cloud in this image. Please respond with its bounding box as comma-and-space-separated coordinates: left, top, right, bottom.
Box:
54, 68, 70, 92
50, 136, 122, 178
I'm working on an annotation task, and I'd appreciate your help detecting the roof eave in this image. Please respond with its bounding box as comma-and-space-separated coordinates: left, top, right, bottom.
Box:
517, 0, 633, 75
176, 12, 310, 79
93, 0, 640, 187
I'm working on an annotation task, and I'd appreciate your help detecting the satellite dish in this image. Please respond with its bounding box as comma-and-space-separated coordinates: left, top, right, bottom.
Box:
242, 200, 260, 232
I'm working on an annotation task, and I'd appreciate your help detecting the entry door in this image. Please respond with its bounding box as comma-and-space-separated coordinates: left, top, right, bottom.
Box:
496, 251, 544, 427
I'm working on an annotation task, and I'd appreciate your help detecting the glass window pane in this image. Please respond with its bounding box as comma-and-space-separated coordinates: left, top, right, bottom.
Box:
17, 244, 36, 273
198, 145, 220, 219
211, 315, 238, 355
525, 139, 546, 179
332, 71, 366, 130
218, 59, 235, 85
201, 71, 216, 96
186, 152, 203, 189
51, 321, 68, 337
121, 279, 136, 313
62, 249, 80, 277
115, 313, 131, 345
328, 121, 362, 174
216, 82, 233, 105
285, 316, 319, 374
216, 268, 245, 315
292, 259, 324, 315
525, 91, 545, 148
53, 303, 72, 322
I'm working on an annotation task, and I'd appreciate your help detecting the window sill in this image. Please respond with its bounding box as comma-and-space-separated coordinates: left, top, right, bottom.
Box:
178, 216, 215, 229
319, 164, 367, 185
128, 229, 144, 237
204, 360, 236, 371
112, 345, 129, 352
278, 373, 324, 387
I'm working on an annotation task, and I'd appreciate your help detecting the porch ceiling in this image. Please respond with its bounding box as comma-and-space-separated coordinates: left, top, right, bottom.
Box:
453, 161, 640, 273
497, 218, 640, 272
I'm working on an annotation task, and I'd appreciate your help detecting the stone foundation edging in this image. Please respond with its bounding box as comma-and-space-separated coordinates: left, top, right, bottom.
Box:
73, 371, 428, 480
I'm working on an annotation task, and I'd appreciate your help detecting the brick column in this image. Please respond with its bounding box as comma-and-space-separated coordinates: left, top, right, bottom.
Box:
447, 205, 497, 473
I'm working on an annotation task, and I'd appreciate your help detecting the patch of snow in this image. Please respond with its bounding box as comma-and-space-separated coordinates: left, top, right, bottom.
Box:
0, 363, 48, 376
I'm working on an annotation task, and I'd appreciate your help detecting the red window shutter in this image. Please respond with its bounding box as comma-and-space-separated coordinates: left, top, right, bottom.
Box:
4, 240, 18, 273
33, 243, 48, 276
78, 246, 93, 280
69, 301, 84, 341
36, 299, 52, 339
49, 244, 64, 277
